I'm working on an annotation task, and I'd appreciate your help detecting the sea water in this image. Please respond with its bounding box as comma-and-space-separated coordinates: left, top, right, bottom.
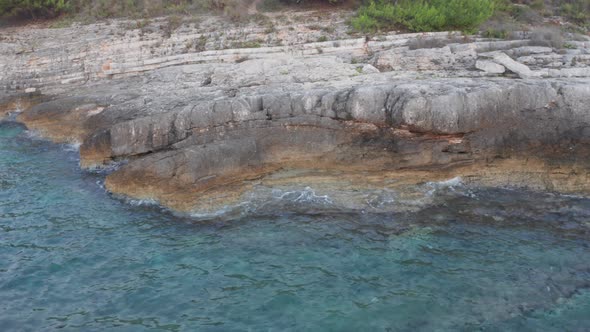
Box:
1, 121, 589, 331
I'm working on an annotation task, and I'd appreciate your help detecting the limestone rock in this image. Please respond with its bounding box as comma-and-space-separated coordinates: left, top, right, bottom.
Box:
508, 46, 553, 57
482, 52, 542, 79
211, 56, 359, 87
374, 46, 461, 71
547, 67, 590, 78
475, 60, 506, 74
3, 15, 590, 213
361, 64, 380, 74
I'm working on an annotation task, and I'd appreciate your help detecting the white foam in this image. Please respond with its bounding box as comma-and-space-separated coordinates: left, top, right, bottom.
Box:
423, 176, 463, 196
276, 186, 333, 205
189, 202, 249, 220
84, 160, 126, 174
364, 189, 398, 210
64, 142, 81, 152
23, 129, 44, 140
188, 186, 337, 220
2, 109, 22, 122
127, 197, 159, 207
432, 176, 463, 188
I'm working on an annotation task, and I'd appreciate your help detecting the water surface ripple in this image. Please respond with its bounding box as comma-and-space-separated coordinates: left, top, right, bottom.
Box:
1, 121, 589, 331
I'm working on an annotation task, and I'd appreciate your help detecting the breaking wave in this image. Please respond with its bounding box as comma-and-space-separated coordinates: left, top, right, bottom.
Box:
188, 178, 473, 221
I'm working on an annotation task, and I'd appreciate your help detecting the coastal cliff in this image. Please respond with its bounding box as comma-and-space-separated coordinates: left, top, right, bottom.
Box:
2, 11, 590, 213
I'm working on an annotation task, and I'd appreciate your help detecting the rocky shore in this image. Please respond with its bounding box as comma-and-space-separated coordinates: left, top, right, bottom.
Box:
2, 10, 590, 213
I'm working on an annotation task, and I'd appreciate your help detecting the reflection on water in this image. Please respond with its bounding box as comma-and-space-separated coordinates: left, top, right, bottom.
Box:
1, 121, 589, 331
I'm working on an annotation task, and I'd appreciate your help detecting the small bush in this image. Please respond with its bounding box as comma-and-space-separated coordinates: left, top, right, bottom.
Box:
161, 14, 183, 37
194, 34, 208, 51
530, 0, 545, 11
231, 39, 263, 48
510, 4, 542, 24
259, 0, 283, 11
560, 0, 590, 26
351, 11, 380, 32
480, 19, 519, 39
483, 27, 508, 38
351, 0, 495, 34
491, 0, 514, 13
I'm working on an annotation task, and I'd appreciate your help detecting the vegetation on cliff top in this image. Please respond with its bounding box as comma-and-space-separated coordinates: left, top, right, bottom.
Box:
351, 0, 590, 33
0, 0, 344, 19
351, 0, 495, 33
1, 0, 589, 35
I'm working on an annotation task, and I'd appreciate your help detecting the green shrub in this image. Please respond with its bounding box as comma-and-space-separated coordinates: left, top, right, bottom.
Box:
1, 0, 347, 21
483, 27, 508, 38
161, 14, 183, 37
491, 0, 513, 13
480, 18, 519, 39
351, 11, 380, 32
351, 0, 495, 33
560, 0, 590, 26
231, 39, 263, 48
530, 0, 545, 10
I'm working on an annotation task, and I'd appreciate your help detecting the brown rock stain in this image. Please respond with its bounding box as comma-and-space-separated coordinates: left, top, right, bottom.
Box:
18, 104, 105, 144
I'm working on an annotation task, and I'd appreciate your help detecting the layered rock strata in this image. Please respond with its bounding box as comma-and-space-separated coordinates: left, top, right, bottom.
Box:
2, 12, 590, 213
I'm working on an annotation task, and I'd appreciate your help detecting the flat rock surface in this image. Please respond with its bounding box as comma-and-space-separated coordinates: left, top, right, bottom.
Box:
475, 60, 505, 74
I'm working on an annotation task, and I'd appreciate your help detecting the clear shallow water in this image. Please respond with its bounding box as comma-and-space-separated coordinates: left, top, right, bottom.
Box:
1, 120, 590, 332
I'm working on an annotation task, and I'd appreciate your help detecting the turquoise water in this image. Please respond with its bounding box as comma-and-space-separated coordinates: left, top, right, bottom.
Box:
1, 120, 590, 331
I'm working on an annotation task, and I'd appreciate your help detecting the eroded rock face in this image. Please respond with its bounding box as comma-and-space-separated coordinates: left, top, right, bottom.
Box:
72, 77, 590, 212
2, 13, 590, 213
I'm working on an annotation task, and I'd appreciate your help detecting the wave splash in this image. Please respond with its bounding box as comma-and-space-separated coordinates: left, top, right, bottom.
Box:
188, 178, 473, 221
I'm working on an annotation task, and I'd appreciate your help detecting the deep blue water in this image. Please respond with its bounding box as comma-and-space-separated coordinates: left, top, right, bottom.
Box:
1, 120, 590, 331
